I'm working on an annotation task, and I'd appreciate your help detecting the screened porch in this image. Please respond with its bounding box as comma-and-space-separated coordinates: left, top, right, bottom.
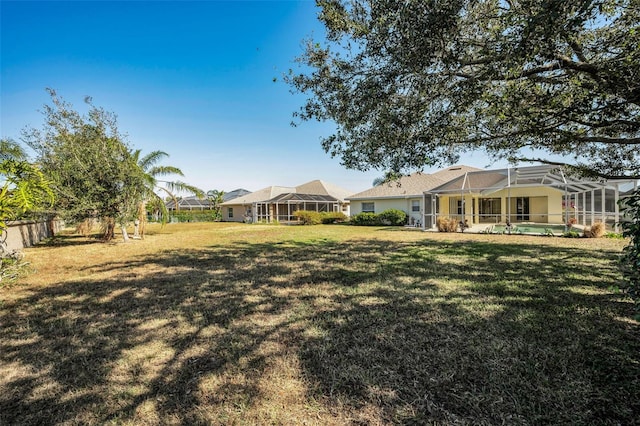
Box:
253, 193, 343, 223
422, 165, 638, 232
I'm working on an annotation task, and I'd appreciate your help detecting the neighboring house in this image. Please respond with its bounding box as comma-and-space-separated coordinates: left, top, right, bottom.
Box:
165, 188, 251, 211
220, 180, 353, 223
165, 196, 208, 211
347, 166, 479, 226
223, 188, 252, 202
423, 164, 638, 231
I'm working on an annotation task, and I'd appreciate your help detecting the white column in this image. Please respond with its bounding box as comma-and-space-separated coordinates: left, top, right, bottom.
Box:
614, 184, 619, 233
601, 187, 606, 224
590, 190, 595, 226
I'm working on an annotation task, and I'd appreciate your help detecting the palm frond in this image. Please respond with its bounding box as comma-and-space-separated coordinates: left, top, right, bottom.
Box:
148, 166, 184, 178
162, 180, 205, 198
138, 150, 169, 172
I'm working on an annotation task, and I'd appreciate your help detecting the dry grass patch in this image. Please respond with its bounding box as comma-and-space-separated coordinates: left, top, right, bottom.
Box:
1, 223, 638, 425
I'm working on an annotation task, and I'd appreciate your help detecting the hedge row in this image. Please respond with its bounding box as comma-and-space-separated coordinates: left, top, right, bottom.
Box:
350, 209, 407, 226
168, 210, 221, 223
294, 211, 349, 225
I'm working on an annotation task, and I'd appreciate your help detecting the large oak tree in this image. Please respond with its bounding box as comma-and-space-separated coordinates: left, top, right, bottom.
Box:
23, 90, 148, 241
288, 0, 640, 307
288, 0, 639, 179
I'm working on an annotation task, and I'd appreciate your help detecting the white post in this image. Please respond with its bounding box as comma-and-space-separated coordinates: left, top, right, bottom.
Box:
601, 187, 606, 224
590, 190, 595, 227
614, 184, 620, 233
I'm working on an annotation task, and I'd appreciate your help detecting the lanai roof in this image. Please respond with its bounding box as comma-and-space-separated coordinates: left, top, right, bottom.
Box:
427, 165, 637, 195
220, 180, 353, 205
347, 165, 481, 200
165, 188, 252, 209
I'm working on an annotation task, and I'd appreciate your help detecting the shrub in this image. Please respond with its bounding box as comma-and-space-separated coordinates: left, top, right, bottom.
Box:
378, 209, 407, 226
320, 212, 348, 224
294, 210, 322, 225
583, 221, 606, 238
562, 230, 581, 238
351, 212, 380, 226
170, 210, 218, 223
75, 218, 96, 236
436, 217, 458, 232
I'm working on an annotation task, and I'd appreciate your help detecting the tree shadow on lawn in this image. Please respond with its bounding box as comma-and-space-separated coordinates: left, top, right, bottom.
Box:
1, 238, 638, 425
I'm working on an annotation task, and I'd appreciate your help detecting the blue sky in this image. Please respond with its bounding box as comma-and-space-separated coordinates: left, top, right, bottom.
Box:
1, 0, 502, 194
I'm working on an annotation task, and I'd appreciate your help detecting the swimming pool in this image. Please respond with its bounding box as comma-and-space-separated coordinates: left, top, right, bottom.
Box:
488, 223, 568, 235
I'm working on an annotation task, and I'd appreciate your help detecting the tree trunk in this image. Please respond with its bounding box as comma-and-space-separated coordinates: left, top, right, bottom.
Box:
120, 225, 130, 242
102, 217, 115, 241
137, 201, 147, 239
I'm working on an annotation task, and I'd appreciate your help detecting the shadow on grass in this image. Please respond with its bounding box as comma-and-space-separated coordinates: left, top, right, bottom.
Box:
1, 237, 638, 424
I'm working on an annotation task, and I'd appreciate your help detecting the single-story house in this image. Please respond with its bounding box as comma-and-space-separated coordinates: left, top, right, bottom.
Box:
220, 180, 353, 223
422, 165, 638, 231
166, 189, 251, 211
347, 165, 479, 226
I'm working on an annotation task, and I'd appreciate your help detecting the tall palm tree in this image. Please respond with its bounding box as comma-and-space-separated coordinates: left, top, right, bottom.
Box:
133, 150, 204, 238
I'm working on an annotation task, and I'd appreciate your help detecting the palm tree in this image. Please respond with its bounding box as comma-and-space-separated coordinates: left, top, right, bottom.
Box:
0, 139, 54, 234
133, 150, 204, 238
206, 189, 225, 221
372, 176, 386, 186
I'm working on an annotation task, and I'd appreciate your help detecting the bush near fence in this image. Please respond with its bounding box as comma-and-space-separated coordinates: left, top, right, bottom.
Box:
168, 210, 220, 223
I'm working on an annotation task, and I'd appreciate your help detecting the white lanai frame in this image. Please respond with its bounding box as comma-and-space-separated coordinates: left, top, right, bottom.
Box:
422, 165, 638, 232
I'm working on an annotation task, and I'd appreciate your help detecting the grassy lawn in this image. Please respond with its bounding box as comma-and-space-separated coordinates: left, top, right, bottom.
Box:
1, 223, 638, 425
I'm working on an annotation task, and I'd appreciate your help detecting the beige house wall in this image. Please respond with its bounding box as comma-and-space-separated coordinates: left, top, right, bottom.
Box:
351, 198, 422, 223
492, 186, 564, 223
435, 186, 565, 225
223, 204, 253, 222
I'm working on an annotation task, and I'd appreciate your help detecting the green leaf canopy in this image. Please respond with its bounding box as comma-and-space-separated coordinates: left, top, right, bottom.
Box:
288, 0, 640, 179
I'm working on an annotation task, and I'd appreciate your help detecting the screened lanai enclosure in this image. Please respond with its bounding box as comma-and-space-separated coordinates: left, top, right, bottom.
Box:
422, 165, 638, 232
253, 193, 343, 223
165, 196, 210, 211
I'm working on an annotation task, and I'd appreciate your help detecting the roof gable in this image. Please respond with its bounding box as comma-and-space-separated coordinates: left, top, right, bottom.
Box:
221, 180, 353, 205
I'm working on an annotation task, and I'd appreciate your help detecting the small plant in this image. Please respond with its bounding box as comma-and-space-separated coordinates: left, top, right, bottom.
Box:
604, 232, 624, 239
562, 230, 581, 238
583, 222, 606, 238
436, 217, 459, 232
75, 218, 96, 236
0, 245, 29, 286
542, 228, 555, 237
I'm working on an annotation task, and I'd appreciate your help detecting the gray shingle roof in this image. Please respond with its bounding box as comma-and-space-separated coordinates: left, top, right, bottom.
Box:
347, 166, 481, 200
220, 180, 353, 205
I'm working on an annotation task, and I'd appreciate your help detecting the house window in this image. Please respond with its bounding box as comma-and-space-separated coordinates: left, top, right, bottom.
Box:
227, 207, 234, 219
411, 200, 420, 212
362, 202, 375, 213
